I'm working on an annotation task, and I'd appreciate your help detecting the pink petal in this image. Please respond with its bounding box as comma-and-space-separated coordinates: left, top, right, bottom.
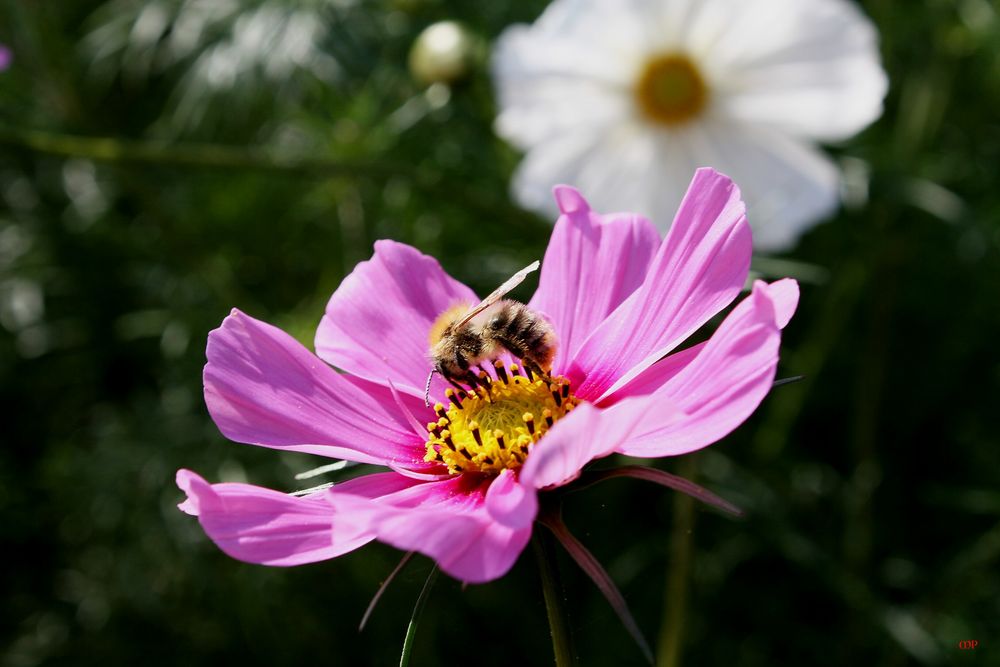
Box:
565, 168, 752, 402
485, 469, 537, 530
616, 279, 798, 458
597, 342, 706, 406
327, 476, 532, 583
528, 186, 661, 372
766, 278, 801, 329
314, 240, 479, 401
520, 400, 658, 490
176, 469, 416, 566
386, 378, 434, 440
360, 471, 484, 509
342, 373, 437, 439
204, 310, 428, 468
376, 508, 531, 584
605, 278, 799, 405
334, 471, 426, 498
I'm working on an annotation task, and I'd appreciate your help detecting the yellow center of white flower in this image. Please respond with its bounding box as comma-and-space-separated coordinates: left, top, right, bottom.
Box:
424, 361, 579, 475
635, 54, 708, 126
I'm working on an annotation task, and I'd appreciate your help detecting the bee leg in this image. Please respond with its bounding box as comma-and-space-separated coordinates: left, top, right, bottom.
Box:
475, 366, 495, 401
457, 371, 483, 396
493, 336, 528, 369
466, 372, 493, 402
450, 350, 478, 395
494, 334, 546, 381
443, 375, 468, 395
523, 359, 548, 381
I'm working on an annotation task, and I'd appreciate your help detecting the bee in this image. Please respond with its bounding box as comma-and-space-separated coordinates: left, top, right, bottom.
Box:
425, 260, 557, 405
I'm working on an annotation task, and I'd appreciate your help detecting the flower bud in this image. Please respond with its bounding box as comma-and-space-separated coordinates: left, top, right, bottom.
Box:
408, 21, 477, 86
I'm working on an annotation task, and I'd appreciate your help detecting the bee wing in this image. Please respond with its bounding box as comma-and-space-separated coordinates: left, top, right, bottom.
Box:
453, 260, 540, 328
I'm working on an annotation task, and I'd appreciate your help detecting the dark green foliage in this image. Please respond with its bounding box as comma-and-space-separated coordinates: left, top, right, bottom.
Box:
0, 1, 998, 665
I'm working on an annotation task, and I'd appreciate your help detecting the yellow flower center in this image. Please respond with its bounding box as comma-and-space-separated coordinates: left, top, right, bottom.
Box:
424, 360, 580, 475
635, 54, 708, 126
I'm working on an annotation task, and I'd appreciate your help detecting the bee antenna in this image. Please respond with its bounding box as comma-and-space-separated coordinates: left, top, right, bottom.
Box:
424, 369, 438, 408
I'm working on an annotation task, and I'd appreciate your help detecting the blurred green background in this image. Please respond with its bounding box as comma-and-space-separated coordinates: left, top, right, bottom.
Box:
1, 1, 999, 665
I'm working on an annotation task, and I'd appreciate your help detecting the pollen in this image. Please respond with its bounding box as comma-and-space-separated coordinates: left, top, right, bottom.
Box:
635, 53, 708, 126
424, 360, 579, 475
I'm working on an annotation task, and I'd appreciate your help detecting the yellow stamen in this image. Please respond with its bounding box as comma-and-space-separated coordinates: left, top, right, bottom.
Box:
423, 363, 579, 475
635, 53, 708, 126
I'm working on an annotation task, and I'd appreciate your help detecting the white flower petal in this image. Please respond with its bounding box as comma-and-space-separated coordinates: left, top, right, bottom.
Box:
686, 118, 841, 251
512, 116, 841, 252
493, 53, 631, 148
492, 4, 643, 149
522, 0, 665, 63
705, 0, 888, 141
510, 120, 663, 222
492, 0, 886, 250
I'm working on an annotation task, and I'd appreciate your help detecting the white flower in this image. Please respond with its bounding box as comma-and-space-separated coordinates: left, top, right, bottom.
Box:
492, 0, 888, 251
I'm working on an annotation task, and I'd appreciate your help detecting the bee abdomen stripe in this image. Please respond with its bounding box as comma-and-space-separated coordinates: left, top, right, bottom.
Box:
521, 326, 548, 351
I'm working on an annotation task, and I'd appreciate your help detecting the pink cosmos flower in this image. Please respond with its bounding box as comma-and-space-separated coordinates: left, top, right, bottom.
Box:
177, 168, 798, 585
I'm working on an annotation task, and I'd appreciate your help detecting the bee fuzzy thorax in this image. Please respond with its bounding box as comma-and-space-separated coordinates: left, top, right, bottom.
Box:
423, 260, 569, 472
426, 259, 554, 384
428, 299, 556, 386
424, 360, 578, 475
427, 303, 471, 348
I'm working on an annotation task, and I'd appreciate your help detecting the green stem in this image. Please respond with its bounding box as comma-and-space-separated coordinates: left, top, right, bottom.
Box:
0, 124, 542, 238
0, 125, 547, 235
656, 456, 698, 667
0, 125, 417, 177
399, 565, 438, 667
533, 532, 575, 667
